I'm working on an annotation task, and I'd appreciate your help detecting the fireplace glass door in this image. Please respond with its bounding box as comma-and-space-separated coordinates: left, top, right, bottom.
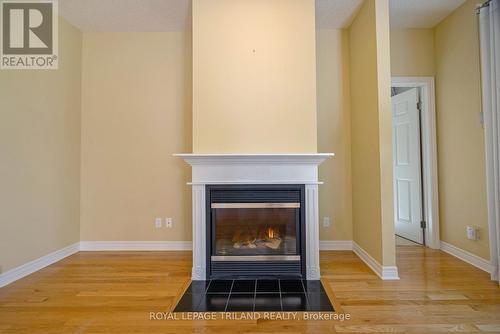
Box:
211, 203, 299, 259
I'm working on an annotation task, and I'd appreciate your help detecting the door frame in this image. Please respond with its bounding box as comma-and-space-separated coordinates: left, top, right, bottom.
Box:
391, 76, 440, 249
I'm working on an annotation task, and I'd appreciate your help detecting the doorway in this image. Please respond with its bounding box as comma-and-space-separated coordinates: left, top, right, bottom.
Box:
391, 77, 440, 249
392, 87, 424, 245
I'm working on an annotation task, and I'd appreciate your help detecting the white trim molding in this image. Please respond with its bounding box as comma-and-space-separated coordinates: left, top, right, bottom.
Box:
478, 0, 500, 283
305, 184, 320, 279
391, 77, 440, 250
174, 153, 334, 185
79, 241, 192, 251
191, 185, 207, 280
353, 242, 400, 280
319, 240, 353, 250
440, 241, 494, 274
0, 242, 80, 288
173, 153, 334, 165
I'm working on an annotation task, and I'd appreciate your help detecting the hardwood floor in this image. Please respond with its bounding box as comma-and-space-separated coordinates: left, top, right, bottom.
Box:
0, 247, 499, 333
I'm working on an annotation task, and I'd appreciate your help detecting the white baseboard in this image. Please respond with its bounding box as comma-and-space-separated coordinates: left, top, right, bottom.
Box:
79, 241, 192, 251
0, 242, 80, 288
1, 239, 404, 288
0, 241, 193, 288
440, 241, 493, 274
319, 240, 353, 250
352, 242, 399, 280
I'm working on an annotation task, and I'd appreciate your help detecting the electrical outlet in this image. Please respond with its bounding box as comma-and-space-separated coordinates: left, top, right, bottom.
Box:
155, 218, 162, 228
466, 226, 479, 240
166, 218, 173, 228
323, 217, 331, 228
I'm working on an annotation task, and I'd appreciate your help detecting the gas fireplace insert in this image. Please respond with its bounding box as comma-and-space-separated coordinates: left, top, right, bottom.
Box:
206, 184, 305, 279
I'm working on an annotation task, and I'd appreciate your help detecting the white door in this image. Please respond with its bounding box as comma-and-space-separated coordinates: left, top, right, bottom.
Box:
392, 88, 424, 244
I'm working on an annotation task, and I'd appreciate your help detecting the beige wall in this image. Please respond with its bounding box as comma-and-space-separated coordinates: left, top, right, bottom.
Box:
435, 0, 490, 259
0, 18, 82, 272
192, 0, 317, 153
79, 27, 350, 243
316, 29, 353, 241
390, 29, 435, 76
80, 32, 192, 241
349, 0, 395, 265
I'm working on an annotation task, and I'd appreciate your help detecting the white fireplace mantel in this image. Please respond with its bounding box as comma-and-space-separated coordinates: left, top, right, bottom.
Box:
174, 153, 334, 164
174, 153, 334, 280
174, 153, 333, 185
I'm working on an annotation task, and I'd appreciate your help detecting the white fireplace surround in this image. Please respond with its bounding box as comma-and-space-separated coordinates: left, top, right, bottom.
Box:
174, 153, 334, 280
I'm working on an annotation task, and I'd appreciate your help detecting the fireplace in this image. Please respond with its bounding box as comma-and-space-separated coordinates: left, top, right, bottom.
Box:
207, 185, 305, 279
174, 153, 333, 280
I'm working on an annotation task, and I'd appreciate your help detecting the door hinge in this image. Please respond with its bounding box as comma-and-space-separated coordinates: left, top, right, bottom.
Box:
417, 101, 422, 111
420, 220, 427, 229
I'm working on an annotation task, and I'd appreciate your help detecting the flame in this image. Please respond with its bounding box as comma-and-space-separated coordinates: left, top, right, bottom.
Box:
266, 227, 274, 239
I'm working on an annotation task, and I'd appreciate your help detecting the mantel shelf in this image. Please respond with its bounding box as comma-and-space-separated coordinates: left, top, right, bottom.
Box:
173, 153, 334, 166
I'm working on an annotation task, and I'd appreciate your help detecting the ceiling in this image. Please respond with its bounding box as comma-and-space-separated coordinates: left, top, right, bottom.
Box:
389, 0, 466, 28
315, 0, 363, 29
59, 0, 190, 32
59, 0, 467, 32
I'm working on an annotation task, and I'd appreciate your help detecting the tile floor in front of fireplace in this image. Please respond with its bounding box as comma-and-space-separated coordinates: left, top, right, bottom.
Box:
173, 279, 334, 312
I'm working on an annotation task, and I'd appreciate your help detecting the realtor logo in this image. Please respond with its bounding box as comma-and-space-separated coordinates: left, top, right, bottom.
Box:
1, 0, 58, 69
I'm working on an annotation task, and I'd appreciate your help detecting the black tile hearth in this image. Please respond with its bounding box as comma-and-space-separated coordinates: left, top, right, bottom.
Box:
226, 293, 255, 311
173, 279, 334, 312
254, 293, 282, 311
305, 292, 334, 312
302, 280, 326, 293
281, 293, 308, 311
280, 279, 305, 293
256, 279, 279, 293
185, 280, 210, 294
174, 293, 204, 312
207, 280, 233, 293
197, 293, 230, 312
231, 280, 256, 293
